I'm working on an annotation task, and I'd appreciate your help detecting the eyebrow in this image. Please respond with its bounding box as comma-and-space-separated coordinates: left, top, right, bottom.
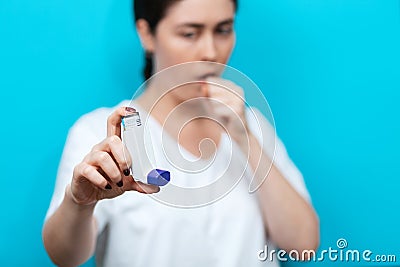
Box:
177, 18, 234, 29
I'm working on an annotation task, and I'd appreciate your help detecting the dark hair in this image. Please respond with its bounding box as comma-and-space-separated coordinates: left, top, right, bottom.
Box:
134, 0, 238, 80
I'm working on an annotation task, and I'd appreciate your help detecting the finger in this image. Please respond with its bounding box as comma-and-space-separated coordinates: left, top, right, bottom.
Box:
93, 135, 132, 175
107, 106, 137, 138
114, 173, 159, 194
120, 176, 160, 194
205, 79, 245, 114
206, 85, 233, 114
86, 151, 122, 184
206, 77, 243, 98
133, 181, 161, 194
74, 162, 111, 190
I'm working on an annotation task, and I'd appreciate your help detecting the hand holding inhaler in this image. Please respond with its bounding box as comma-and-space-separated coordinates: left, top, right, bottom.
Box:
70, 107, 161, 206
122, 110, 170, 186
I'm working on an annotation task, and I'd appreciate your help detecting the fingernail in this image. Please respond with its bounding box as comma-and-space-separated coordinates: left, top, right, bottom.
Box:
117, 180, 124, 187
105, 184, 112, 190
125, 107, 136, 113
123, 169, 130, 176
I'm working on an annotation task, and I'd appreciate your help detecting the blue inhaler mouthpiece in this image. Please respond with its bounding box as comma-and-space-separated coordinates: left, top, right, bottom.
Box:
122, 111, 170, 187
147, 169, 170, 186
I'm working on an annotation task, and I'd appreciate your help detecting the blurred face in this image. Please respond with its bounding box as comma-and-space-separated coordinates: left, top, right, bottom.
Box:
139, 0, 236, 102
153, 0, 236, 71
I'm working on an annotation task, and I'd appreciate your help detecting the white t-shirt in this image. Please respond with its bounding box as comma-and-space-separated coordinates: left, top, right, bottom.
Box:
45, 100, 311, 267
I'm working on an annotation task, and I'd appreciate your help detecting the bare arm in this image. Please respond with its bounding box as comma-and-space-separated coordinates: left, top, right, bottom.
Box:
244, 133, 320, 258
42, 107, 159, 266
42, 185, 97, 267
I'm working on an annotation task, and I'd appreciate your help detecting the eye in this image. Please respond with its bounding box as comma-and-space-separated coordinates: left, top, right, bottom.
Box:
181, 32, 197, 39
216, 27, 233, 35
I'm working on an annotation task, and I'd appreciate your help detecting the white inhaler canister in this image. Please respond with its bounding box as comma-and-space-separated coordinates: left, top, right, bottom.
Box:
121, 112, 170, 186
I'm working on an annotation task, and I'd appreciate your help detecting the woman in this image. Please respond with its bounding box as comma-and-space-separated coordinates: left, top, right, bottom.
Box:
42, 0, 319, 266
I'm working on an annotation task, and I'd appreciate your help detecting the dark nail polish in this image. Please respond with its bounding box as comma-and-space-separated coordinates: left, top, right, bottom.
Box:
123, 169, 130, 176
105, 184, 112, 190
117, 180, 124, 187
125, 107, 136, 113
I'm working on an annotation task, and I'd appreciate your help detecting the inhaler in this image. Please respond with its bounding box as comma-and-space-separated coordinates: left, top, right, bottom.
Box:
122, 112, 170, 186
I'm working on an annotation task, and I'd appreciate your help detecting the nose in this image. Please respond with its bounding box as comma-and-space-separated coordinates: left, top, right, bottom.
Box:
200, 34, 217, 62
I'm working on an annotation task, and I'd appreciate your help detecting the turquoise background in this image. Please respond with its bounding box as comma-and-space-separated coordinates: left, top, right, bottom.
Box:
0, 0, 399, 266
